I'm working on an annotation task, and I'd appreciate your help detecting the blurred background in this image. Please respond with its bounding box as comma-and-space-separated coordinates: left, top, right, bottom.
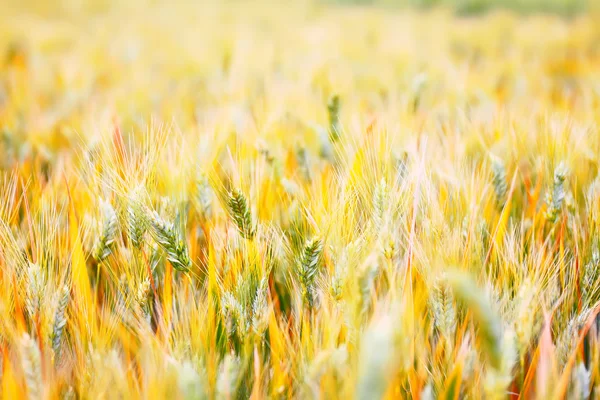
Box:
3, 0, 600, 16
1, 0, 598, 161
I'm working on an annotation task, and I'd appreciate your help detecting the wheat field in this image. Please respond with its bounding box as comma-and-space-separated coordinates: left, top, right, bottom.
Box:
1, 1, 600, 399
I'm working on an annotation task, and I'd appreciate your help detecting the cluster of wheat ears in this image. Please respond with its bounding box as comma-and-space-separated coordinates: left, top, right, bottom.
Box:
1, 2, 600, 399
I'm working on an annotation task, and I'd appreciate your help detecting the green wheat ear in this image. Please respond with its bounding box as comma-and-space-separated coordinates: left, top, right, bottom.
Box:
446, 270, 502, 369
221, 291, 245, 341
570, 362, 591, 399
20, 333, 42, 400
195, 172, 213, 219
297, 236, 324, 308
147, 209, 191, 272
25, 262, 44, 321
582, 244, 600, 305
490, 157, 507, 209
372, 177, 388, 230
430, 279, 456, 342
251, 277, 269, 337
127, 187, 148, 248
327, 95, 341, 142
51, 284, 70, 364
216, 353, 241, 399
546, 161, 569, 223
93, 199, 118, 262
226, 188, 256, 239
135, 278, 151, 322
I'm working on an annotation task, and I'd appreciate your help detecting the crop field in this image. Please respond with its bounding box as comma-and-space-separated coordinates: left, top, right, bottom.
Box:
1, 1, 600, 399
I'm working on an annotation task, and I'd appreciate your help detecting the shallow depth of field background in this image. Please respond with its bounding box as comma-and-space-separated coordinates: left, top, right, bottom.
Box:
2, 0, 600, 399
